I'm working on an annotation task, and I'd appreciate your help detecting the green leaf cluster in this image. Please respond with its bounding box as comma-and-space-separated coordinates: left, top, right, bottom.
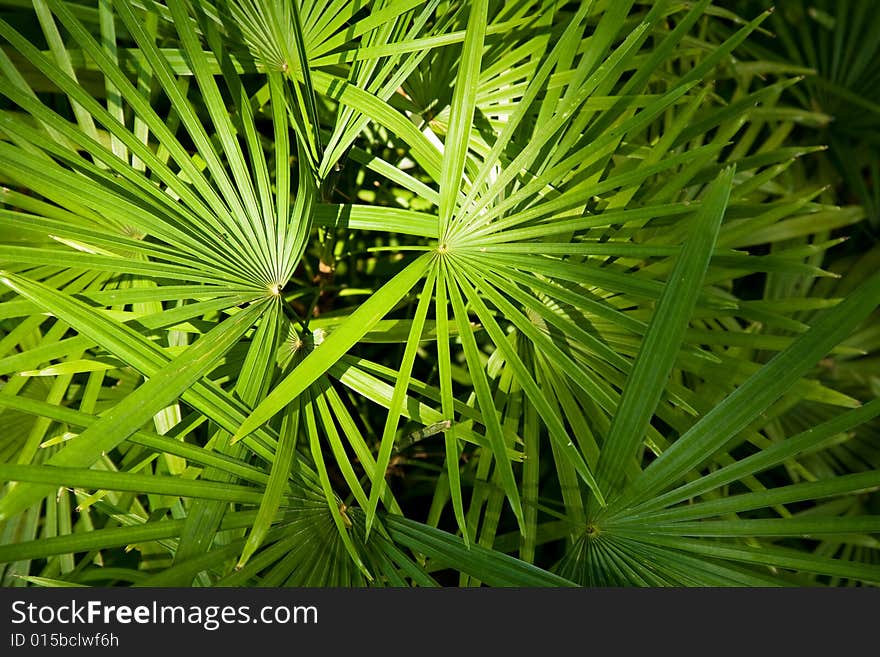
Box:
0, 0, 877, 587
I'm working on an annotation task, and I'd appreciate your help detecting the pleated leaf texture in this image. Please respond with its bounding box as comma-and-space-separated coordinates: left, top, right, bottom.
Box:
0, 0, 877, 587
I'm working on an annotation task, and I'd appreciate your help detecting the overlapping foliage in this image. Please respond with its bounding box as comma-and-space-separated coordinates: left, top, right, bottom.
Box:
0, 0, 877, 587
719, 0, 880, 234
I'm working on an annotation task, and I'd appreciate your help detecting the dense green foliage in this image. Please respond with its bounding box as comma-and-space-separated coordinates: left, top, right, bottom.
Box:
722, 0, 880, 234
0, 0, 878, 587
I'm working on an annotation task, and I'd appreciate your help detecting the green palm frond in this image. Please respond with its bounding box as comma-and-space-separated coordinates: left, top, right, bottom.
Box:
718, 0, 880, 233
0, 0, 877, 588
